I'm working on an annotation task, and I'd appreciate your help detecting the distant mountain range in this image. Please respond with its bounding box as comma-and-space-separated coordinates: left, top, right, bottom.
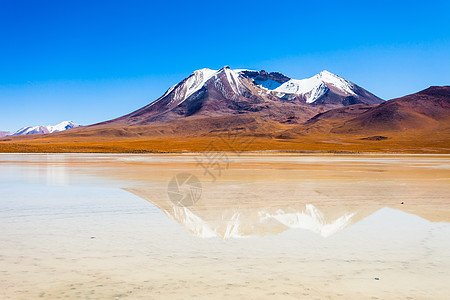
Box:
3, 121, 80, 137
0, 131, 10, 138
0, 67, 448, 153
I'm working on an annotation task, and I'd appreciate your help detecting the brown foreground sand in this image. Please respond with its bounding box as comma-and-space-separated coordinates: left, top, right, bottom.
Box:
0, 154, 449, 299
0, 124, 449, 154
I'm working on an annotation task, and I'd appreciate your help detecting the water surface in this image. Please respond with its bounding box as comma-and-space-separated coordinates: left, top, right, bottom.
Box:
1, 154, 449, 299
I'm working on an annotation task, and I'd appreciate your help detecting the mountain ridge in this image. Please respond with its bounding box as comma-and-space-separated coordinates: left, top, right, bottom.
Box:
6, 121, 80, 136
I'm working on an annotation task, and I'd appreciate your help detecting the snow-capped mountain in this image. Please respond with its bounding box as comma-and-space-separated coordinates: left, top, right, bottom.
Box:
9, 121, 80, 136
158, 67, 375, 107
99, 66, 383, 126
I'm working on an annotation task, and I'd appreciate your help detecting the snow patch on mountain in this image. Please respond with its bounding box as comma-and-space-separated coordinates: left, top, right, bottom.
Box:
50, 121, 80, 132
275, 78, 328, 103
161, 66, 250, 106
183, 68, 217, 100
163, 68, 217, 102
163, 68, 217, 105
224, 67, 242, 95
9, 121, 80, 136
274, 70, 357, 103
319, 70, 357, 95
254, 79, 284, 90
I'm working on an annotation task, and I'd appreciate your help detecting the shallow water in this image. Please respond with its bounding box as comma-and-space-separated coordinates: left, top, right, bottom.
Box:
0, 154, 449, 299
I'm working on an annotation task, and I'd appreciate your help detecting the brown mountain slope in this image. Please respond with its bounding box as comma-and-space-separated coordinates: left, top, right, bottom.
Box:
288, 104, 377, 135
332, 86, 450, 134
281, 86, 450, 137
305, 104, 376, 125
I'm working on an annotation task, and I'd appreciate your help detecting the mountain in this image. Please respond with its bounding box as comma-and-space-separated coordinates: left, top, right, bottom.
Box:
0, 131, 11, 138
8, 121, 80, 136
330, 86, 450, 134
99, 67, 383, 126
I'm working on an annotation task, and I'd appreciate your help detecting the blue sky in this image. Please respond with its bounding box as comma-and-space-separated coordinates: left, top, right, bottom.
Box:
1, 0, 449, 131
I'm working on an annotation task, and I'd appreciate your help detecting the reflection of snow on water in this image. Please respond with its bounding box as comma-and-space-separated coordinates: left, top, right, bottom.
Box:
1, 154, 450, 299
266, 204, 355, 237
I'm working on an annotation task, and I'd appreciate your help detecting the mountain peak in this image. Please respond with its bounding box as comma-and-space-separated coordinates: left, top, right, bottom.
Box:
317, 70, 346, 81
194, 68, 214, 74
318, 70, 333, 76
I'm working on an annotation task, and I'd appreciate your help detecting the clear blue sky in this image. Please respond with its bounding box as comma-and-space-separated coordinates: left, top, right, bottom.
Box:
1, 0, 449, 131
